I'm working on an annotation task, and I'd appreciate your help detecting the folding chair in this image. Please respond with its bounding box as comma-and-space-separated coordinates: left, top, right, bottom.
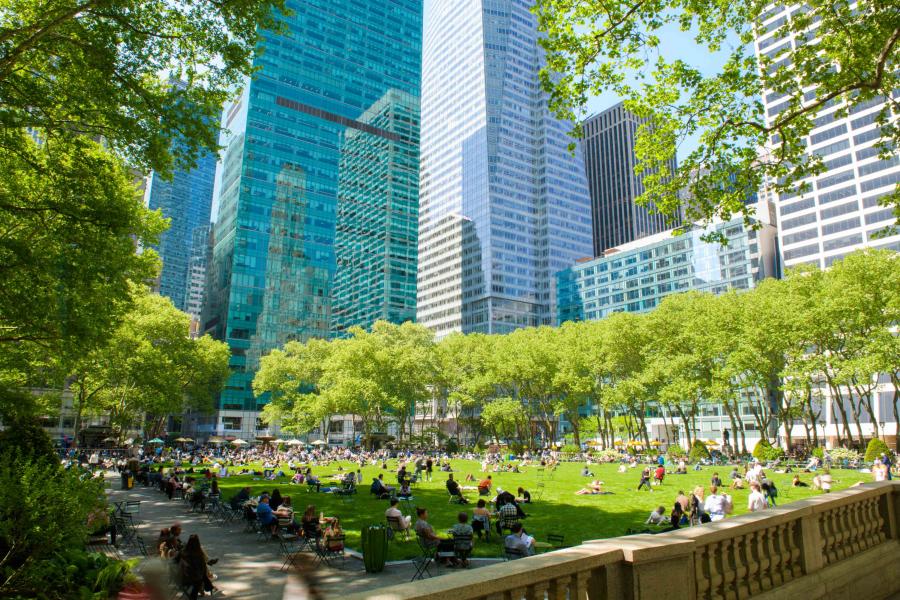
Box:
298, 521, 321, 552
533, 482, 545, 502
547, 533, 569, 549
504, 545, 527, 561
472, 515, 491, 541
452, 533, 473, 567
411, 536, 434, 581
278, 532, 303, 571
386, 516, 409, 541
314, 535, 345, 567
448, 490, 465, 504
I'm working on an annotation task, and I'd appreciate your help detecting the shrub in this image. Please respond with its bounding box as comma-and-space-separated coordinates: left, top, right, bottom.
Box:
811, 446, 825, 459
666, 445, 687, 459
560, 444, 581, 455
592, 449, 623, 462
0, 451, 105, 597
827, 448, 861, 463
753, 439, 784, 461
864, 438, 891, 462
689, 440, 710, 461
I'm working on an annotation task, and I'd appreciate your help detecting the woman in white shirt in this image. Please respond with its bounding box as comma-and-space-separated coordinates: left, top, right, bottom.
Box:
703, 486, 727, 521
747, 482, 768, 512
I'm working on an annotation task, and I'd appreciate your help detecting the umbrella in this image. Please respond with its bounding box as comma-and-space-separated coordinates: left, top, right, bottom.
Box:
273, 438, 287, 444
175, 437, 194, 443
148, 438, 165, 444
230, 439, 248, 445
311, 440, 327, 446
208, 436, 225, 444
256, 435, 275, 442
287, 439, 303, 446
650, 441, 663, 446
102, 437, 117, 443
705, 440, 719, 447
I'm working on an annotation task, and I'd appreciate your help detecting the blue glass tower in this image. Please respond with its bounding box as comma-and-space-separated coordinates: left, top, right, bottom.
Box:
205, 0, 422, 437
146, 149, 216, 311
416, 0, 594, 337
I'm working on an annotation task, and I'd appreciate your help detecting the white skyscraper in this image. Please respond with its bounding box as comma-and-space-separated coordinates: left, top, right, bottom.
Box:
417, 0, 594, 337
755, 6, 899, 270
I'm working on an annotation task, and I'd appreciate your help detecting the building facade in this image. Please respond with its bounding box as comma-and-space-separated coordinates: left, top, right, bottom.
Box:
416, 0, 594, 339
184, 225, 210, 336
331, 89, 420, 336
203, 0, 423, 440
582, 103, 680, 255
145, 151, 216, 312
557, 218, 778, 323
754, 6, 900, 271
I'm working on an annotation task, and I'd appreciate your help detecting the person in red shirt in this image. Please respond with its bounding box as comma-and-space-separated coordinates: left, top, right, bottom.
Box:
478, 475, 492, 496
654, 465, 665, 485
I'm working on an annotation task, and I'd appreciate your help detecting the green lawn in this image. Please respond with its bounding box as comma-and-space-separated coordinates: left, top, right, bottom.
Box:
197, 459, 866, 560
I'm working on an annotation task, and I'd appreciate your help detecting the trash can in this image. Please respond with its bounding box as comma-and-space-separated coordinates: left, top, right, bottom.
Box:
361, 525, 389, 573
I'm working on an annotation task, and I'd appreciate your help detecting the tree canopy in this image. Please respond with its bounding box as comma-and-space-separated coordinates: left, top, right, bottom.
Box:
254, 249, 899, 452
533, 0, 900, 238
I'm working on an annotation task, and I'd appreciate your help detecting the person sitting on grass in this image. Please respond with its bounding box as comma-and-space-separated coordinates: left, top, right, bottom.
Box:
730, 473, 745, 490
446, 474, 469, 503
670, 501, 685, 529
645, 505, 667, 525
306, 472, 321, 492
478, 475, 493, 496
449, 512, 474, 567
504, 522, 535, 558
516, 487, 531, 503
710, 472, 723, 487
414, 508, 457, 565
370, 476, 391, 499
398, 480, 412, 499
575, 480, 607, 495
580, 465, 594, 477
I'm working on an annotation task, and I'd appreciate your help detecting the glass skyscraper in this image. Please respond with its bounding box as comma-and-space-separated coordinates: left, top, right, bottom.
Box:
146, 150, 216, 312
205, 0, 422, 438
582, 102, 680, 255
557, 218, 778, 323
417, 0, 594, 338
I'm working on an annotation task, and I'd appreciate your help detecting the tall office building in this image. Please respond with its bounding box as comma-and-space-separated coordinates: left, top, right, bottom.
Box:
145, 152, 216, 311
331, 89, 420, 336
205, 0, 422, 439
582, 103, 680, 256
417, 0, 593, 338
755, 7, 900, 270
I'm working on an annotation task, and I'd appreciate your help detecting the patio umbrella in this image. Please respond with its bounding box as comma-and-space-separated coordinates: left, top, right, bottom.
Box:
208, 436, 225, 444
148, 438, 165, 444
705, 440, 719, 447
311, 440, 327, 446
230, 439, 248, 445
650, 441, 663, 446
102, 437, 117, 443
256, 435, 276, 442
287, 439, 303, 446
273, 438, 287, 444
174, 437, 193, 443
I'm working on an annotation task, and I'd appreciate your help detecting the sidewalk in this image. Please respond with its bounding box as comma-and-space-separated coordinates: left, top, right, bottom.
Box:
106, 478, 290, 600
105, 476, 501, 599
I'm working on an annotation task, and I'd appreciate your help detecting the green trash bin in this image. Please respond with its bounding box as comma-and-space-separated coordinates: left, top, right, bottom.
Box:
361, 524, 389, 573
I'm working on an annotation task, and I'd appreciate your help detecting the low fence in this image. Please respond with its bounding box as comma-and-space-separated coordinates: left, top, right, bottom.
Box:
347, 481, 900, 600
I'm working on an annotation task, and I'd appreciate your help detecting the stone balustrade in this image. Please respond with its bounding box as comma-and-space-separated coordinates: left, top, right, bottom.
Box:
348, 481, 900, 600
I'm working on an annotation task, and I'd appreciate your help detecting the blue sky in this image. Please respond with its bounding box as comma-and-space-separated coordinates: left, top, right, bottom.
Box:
422, 0, 741, 156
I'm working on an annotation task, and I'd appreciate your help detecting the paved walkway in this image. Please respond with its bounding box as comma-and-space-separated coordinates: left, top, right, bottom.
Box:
105, 477, 501, 599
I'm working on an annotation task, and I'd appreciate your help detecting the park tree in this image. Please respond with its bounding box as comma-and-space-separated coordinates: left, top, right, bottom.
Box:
0, 0, 287, 412
480, 397, 529, 444
255, 338, 334, 438
534, 0, 900, 237
435, 332, 498, 447
67, 289, 231, 442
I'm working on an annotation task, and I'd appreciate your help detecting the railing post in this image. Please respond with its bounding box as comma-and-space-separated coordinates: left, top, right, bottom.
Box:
798, 512, 824, 575
614, 535, 696, 600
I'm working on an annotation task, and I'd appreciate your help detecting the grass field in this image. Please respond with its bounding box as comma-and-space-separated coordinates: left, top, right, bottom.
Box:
195, 459, 866, 560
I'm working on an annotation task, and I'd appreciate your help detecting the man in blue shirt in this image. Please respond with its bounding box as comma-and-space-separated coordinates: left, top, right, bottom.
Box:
256, 496, 277, 535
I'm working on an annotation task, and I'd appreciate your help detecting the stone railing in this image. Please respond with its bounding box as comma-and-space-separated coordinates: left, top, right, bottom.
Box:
348, 481, 900, 600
